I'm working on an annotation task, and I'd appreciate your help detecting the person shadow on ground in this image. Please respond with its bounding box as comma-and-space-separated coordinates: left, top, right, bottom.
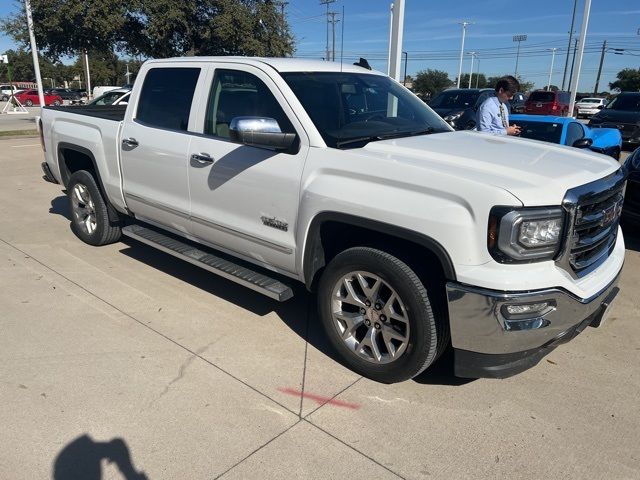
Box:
53, 434, 148, 480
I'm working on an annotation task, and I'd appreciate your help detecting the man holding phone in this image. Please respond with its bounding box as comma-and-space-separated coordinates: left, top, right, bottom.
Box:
477, 75, 521, 136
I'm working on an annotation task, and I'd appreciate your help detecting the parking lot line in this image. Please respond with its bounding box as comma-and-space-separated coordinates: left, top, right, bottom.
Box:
10, 144, 40, 148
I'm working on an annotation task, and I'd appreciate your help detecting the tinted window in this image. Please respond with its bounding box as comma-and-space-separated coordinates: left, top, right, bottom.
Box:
282, 71, 450, 149
528, 91, 555, 103
516, 120, 563, 143
204, 69, 294, 139
565, 122, 584, 145
429, 90, 480, 109
137, 67, 200, 131
605, 94, 640, 112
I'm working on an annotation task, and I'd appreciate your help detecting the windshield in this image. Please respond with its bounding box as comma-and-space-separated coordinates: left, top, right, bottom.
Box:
89, 90, 128, 106
515, 120, 563, 144
281, 72, 450, 148
429, 90, 480, 109
605, 94, 640, 112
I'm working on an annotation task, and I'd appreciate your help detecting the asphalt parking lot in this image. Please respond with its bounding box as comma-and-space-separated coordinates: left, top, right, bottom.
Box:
1, 137, 639, 480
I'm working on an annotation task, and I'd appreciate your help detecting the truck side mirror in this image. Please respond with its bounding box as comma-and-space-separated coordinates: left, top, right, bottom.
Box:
229, 117, 297, 151
572, 138, 593, 149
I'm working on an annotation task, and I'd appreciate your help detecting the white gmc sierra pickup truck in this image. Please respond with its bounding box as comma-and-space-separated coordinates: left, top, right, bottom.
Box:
39, 57, 630, 383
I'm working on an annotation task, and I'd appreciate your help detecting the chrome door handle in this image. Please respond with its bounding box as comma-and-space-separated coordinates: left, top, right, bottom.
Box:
190, 153, 214, 164
122, 137, 138, 148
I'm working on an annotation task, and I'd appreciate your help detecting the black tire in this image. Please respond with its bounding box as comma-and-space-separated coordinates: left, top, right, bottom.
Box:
317, 247, 449, 383
52, 99, 61, 106
67, 170, 121, 246
612, 148, 620, 161
25, 99, 33, 107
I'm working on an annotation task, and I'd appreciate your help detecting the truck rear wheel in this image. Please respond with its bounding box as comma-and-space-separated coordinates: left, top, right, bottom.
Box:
318, 247, 447, 383
67, 170, 121, 246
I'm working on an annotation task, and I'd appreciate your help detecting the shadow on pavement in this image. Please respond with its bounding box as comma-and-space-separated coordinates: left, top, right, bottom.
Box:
49, 195, 70, 220
53, 434, 147, 479
118, 239, 466, 386
623, 227, 639, 252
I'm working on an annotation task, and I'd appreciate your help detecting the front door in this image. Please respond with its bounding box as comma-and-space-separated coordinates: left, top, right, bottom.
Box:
187, 64, 309, 274
120, 65, 204, 234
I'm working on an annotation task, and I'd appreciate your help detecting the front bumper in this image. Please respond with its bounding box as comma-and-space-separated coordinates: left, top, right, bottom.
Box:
446, 272, 621, 378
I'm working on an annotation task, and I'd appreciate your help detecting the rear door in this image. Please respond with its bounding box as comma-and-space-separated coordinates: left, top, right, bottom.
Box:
186, 63, 309, 274
120, 63, 207, 234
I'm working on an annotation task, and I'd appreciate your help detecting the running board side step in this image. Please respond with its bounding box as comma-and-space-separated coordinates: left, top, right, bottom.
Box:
122, 224, 294, 302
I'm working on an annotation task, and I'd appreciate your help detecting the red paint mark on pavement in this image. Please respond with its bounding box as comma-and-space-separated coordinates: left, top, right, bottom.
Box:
278, 387, 361, 410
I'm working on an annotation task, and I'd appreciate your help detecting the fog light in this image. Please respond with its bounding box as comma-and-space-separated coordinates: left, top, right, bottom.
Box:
505, 303, 549, 316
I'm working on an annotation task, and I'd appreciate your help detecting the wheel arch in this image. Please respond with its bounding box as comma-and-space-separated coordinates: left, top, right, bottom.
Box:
302, 212, 456, 291
58, 142, 120, 223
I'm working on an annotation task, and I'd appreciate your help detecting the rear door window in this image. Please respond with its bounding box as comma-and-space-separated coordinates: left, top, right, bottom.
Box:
136, 67, 201, 131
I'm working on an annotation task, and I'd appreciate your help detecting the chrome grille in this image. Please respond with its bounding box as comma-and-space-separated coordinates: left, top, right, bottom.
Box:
570, 191, 623, 273
557, 169, 627, 278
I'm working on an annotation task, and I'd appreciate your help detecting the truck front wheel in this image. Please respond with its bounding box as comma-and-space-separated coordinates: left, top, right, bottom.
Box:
67, 170, 121, 246
318, 247, 447, 383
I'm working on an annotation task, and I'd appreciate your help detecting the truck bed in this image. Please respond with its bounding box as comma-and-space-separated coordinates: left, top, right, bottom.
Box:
43, 104, 127, 122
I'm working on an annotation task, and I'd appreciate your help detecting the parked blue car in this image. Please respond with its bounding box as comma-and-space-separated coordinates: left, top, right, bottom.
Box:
510, 114, 622, 160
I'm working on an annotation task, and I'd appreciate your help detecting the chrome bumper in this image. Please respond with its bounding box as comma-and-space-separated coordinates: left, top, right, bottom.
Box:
446, 272, 620, 357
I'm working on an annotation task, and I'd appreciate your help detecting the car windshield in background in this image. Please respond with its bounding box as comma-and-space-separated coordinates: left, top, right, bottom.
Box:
281, 72, 451, 148
88, 91, 127, 106
429, 90, 480, 109
605, 94, 640, 112
528, 92, 555, 102
515, 120, 563, 144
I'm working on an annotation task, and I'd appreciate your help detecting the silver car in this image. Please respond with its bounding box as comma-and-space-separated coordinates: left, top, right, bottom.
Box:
575, 97, 606, 118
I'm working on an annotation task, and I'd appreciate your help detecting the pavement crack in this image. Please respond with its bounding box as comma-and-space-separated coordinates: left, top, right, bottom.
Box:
150, 342, 214, 407
298, 298, 312, 419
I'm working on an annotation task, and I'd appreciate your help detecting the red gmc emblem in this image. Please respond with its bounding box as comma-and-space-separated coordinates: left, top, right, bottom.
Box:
600, 200, 622, 227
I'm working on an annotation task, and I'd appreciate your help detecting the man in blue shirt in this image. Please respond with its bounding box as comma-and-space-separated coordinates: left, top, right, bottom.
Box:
477, 76, 521, 136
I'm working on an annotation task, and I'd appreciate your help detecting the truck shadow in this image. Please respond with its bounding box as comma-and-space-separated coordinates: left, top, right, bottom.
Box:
118, 238, 466, 386
49, 195, 71, 220
623, 228, 640, 252
53, 434, 147, 479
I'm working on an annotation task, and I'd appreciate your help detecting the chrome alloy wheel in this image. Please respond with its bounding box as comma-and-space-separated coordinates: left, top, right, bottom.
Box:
331, 271, 410, 364
71, 183, 97, 235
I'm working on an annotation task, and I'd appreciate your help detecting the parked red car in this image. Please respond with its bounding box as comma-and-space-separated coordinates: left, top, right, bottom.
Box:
524, 90, 570, 116
14, 89, 63, 107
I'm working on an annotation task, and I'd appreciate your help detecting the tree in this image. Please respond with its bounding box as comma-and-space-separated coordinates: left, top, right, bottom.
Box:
0, 49, 64, 84
457, 73, 488, 89
413, 69, 452, 98
2, 0, 294, 61
610, 68, 640, 92
2, 0, 130, 60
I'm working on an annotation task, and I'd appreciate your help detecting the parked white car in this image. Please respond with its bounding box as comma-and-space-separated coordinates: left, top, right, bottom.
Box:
87, 88, 131, 106
38, 57, 627, 382
0, 84, 19, 101
92, 86, 120, 99
575, 97, 606, 118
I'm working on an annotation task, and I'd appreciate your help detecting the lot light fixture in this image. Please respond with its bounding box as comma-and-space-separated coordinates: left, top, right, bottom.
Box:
512, 34, 527, 77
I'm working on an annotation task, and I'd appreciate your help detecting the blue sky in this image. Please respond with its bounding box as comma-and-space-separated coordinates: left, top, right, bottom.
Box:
1, 0, 638, 91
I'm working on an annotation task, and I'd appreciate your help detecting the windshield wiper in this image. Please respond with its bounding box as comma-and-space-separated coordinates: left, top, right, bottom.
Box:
336, 127, 435, 148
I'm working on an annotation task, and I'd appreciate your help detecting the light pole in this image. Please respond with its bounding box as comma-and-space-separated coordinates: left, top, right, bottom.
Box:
475, 56, 481, 88
320, 0, 336, 62
547, 48, 557, 91
568, 0, 592, 118
593, 41, 624, 94
562, 0, 578, 90
513, 34, 527, 77
402, 51, 408, 85
468, 51, 476, 89
457, 21, 472, 88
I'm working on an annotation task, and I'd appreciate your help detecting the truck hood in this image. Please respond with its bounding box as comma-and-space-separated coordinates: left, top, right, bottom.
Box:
360, 131, 620, 205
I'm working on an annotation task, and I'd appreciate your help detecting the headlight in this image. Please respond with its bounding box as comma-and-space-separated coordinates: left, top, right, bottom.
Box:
444, 111, 464, 122
488, 207, 565, 262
